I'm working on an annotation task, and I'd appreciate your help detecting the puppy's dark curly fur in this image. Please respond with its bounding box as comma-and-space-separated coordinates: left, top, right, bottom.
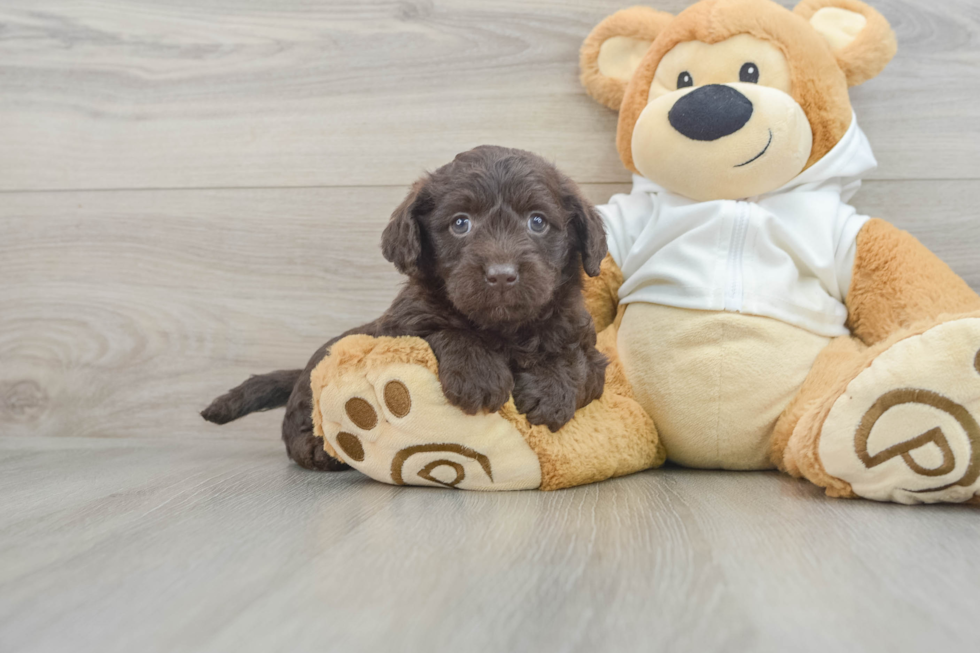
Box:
202, 146, 609, 470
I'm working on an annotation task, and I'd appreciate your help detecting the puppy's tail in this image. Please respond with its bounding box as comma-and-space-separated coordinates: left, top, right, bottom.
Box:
201, 369, 302, 425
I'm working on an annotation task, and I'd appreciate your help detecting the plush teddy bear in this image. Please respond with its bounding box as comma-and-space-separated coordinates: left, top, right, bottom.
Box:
311, 0, 980, 504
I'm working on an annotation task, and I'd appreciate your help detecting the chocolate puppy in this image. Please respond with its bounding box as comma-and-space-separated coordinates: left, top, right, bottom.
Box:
202, 146, 609, 470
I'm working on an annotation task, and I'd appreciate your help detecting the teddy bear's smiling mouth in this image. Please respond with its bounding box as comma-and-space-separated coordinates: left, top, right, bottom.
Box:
735, 129, 773, 168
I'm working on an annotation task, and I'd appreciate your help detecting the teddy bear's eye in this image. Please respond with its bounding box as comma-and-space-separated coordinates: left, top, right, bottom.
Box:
740, 62, 760, 84
677, 71, 694, 89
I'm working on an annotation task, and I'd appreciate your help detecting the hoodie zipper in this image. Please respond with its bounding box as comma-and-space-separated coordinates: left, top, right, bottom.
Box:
724, 201, 750, 311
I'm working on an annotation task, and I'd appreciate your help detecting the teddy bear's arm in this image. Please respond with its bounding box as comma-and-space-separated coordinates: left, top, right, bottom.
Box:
845, 218, 980, 345
581, 254, 624, 331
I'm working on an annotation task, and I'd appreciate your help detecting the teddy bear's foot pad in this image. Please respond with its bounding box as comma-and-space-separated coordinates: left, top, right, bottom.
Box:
314, 336, 542, 490
820, 318, 980, 504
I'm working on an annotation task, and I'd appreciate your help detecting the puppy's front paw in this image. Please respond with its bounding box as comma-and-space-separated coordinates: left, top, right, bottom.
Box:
513, 371, 577, 432
438, 355, 514, 415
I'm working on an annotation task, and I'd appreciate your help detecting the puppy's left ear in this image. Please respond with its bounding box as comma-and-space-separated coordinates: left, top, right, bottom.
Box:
381, 177, 433, 277
795, 0, 896, 86
561, 178, 607, 278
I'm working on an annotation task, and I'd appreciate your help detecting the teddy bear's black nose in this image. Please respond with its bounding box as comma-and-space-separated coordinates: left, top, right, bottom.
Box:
668, 84, 754, 141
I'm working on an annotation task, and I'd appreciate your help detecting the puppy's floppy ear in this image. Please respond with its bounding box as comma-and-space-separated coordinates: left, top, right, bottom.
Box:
794, 0, 896, 86
560, 177, 607, 278
381, 177, 433, 276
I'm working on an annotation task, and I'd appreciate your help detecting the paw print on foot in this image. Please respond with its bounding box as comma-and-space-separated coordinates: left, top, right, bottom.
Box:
334, 381, 491, 488
311, 336, 542, 491
820, 318, 980, 504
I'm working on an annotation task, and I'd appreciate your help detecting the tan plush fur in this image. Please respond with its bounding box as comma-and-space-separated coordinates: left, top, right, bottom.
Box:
306, 1, 978, 502
574, 1, 980, 503
771, 217, 980, 498
580, 7, 674, 111
845, 218, 980, 345
621, 304, 831, 470
793, 0, 897, 86
775, 310, 980, 498
581, 254, 624, 332
771, 335, 868, 496
614, 0, 858, 174
591, 213, 980, 500
581, 0, 897, 176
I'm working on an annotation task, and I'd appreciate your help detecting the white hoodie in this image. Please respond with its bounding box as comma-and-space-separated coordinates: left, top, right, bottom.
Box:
598, 114, 876, 337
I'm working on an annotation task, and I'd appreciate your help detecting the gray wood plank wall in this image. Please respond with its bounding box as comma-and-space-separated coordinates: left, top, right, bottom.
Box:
2, 0, 977, 442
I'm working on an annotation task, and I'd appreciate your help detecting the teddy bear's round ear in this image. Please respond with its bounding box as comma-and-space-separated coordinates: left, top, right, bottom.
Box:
794, 0, 897, 86
580, 7, 673, 111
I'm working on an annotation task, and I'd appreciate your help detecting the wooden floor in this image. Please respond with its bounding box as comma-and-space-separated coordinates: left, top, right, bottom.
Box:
2, 1, 980, 651
3, 437, 980, 653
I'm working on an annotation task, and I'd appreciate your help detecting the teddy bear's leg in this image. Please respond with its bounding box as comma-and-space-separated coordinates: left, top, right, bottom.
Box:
771, 219, 980, 504
773, 315, 980, 504
309, 326, 663, 491
771, 335, 872, 496
310, 335, 542, 490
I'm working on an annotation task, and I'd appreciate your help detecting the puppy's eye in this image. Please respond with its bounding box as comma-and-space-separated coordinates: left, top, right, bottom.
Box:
450, 214, 471, 236
527, 214, 548, 234
739, 63, 759, 84
677, 71, 693, 89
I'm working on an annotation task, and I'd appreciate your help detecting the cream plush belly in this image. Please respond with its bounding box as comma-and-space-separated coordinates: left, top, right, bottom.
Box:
618, 304, 831, 470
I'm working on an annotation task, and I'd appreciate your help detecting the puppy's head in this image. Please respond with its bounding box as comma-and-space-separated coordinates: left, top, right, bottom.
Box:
381, 145, 606, 328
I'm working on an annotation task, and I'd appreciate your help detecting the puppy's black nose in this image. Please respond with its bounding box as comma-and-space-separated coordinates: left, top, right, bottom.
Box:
668, 84, 753, 141
485, 264, 518, 287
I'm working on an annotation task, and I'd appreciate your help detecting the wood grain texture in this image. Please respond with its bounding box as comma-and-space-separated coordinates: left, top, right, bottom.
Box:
0, 0, 978, 191
2, 3, 980, 649
0, 436, 978, 653
2, 181, 977, 442
0, 186, 404, 441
